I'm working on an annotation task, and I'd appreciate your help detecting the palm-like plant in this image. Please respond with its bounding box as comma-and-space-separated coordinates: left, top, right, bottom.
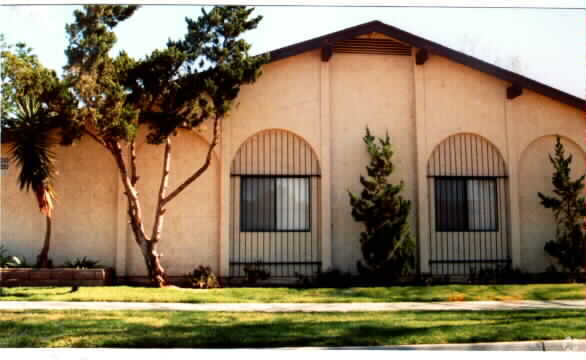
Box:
8, 95, 58, 268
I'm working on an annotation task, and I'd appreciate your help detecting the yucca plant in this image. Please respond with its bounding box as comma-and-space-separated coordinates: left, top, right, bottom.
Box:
0, 245, 27, 268
8, 95, 58, 268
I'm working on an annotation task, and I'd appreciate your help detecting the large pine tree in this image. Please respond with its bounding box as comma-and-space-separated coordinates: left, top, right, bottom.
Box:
348, 127, 415, 279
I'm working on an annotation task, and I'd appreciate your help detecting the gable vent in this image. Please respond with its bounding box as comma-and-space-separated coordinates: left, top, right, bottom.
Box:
333, 38, 411, 56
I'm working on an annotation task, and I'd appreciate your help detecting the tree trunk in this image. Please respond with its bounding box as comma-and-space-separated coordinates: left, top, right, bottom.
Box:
36, 216, 51, 268
139, 238, 167, 287
109, 140, 169, 287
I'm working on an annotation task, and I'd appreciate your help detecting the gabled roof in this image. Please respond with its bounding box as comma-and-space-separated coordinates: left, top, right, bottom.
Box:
265, 20, 585, 110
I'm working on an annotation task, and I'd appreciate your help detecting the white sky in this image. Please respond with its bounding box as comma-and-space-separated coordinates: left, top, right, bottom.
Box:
0, 1, 584, 98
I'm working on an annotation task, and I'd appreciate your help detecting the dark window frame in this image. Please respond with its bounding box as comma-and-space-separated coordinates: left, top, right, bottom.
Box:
240, 175, 312, 233
434, 176, 499, 233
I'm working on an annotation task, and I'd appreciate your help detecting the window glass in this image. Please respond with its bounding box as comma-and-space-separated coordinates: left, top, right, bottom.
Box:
241, 177, 310, 232
241, 178, 275, 231
435, 178, 467, 231
467, 179, 497, 231
276, 178, 309, 231
435, 178, 497, 232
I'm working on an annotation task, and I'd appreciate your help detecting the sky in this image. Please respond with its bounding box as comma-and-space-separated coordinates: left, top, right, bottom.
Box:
0, 1, 584, 98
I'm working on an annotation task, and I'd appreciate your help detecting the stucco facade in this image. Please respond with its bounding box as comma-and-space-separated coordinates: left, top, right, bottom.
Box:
1, 22, 584, 279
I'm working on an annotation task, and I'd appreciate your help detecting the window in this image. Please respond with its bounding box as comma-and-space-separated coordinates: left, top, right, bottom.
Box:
435, 178, 497, 232
241, 177, 310, 232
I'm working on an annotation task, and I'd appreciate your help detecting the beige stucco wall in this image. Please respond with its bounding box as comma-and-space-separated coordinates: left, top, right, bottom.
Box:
519, 136, 585, 272
226, 50, 322, 161
511, 89, 585, 273
125, 129, 220, 276
1, 137, 118, 268
329, 50, 416, 273
1, 34, 583, 278
418, 54, 584, 274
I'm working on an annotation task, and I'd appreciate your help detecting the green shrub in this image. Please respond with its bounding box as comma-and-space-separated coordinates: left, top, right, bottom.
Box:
538, 136, 586, 273
0, 245, 28, 268
188, 265, 220, 289
297, 268, 353, 288
468, 265, 528, 284
348, 127, 415, 279
63, 256, 101, 269
243, 262, 270, 284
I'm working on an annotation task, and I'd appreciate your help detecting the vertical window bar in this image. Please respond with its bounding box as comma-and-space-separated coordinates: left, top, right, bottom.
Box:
473, 134, 479, 271
457, 135, 462, 274
465, 135, 471, 274
268, 132, 272, 270
487, 143, 498, 267
481, 139, 488, 269
286, 132, 290, 276
448, 136, 454, 274
304, 143, 308, 275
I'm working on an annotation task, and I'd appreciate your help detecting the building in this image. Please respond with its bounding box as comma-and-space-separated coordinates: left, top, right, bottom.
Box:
2, 21, 584, 281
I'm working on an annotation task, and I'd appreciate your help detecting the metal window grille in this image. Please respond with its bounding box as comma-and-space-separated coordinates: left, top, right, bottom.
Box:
230, 130, 321, 278
427, 134, 511, 275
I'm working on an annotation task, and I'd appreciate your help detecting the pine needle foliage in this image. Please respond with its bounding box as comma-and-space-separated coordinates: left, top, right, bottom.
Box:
348, 127, 415, 279
538, 136, 586, 273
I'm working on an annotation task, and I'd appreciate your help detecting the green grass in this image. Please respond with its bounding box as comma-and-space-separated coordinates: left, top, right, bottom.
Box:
0, 309, 583, 347
0, 283, 583, 303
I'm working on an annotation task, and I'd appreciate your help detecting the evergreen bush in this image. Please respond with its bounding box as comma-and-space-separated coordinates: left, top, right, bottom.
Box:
348, 127, 415, 279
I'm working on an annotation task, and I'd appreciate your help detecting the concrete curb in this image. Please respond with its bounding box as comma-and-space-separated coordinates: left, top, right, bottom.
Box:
0, 300, 583, 312
277, 339, 586, 351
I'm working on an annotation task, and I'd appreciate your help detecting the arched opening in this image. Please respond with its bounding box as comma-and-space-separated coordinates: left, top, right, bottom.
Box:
427, 133, 511, 276
230, 129, 321, 278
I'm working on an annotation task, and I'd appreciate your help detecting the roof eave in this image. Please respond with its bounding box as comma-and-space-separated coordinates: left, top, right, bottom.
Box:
263, 20, 585, 110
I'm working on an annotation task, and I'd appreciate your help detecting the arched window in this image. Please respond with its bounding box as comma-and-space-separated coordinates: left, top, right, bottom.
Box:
230, 130, 321, 278
427, 134, 511, 275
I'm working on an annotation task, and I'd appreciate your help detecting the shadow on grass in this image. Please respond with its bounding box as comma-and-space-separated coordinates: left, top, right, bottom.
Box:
0, 310, 583, 348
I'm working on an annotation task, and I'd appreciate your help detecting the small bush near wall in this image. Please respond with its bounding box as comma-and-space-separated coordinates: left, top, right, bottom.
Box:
188, 265, 221, 289
63, 257, 101, 269
243, 262, 271, 284
296, 268, 354, 288
0, 246, 29, 268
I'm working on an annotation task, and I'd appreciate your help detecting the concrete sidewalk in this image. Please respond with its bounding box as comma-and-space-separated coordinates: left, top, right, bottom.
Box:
278, 339, 586, 351
0, 299, 583, 312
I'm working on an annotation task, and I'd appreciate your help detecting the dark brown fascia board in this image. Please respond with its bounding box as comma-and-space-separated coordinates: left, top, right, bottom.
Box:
265, 20, 585, 110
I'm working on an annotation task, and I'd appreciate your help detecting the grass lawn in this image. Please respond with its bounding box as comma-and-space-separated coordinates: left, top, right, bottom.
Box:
0, 283, 583, 303
0, 309, 583, 348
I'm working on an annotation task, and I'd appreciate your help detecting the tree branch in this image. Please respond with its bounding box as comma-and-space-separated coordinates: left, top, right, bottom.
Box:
109, 140, 148, 241
130, 140, 139, 186
162, 115, 220, 206
151, 137, 172, 242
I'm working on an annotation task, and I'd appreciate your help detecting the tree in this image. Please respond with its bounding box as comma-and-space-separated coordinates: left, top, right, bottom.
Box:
62, 5, 266, 287
1, 37, 74, 267
348, 128, 415, 279
538, 136, 586, 273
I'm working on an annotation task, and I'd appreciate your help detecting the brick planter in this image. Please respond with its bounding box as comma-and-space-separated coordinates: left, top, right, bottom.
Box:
0, 268, 113, 286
